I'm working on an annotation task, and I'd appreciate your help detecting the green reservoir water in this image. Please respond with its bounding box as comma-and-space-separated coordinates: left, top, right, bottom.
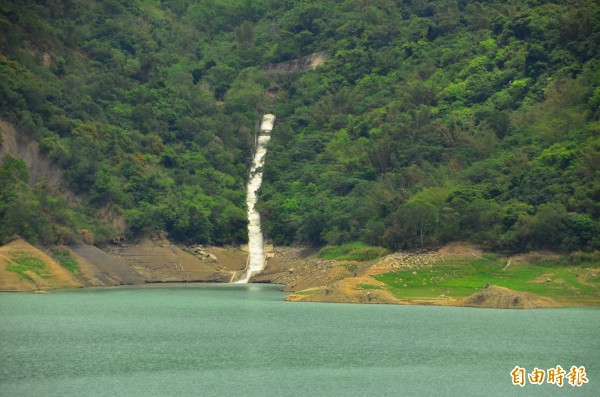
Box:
1, 284, 598, 396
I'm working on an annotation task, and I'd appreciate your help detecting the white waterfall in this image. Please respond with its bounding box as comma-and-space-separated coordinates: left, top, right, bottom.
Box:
235, 115, 274, 283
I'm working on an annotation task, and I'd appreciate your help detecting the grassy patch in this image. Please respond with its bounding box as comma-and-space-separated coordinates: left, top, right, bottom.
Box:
49, 247, 79, 273
318, 242, 390, 261
359, 283, 382, 290
6, 257, 48, 282
374, 254, 600, 304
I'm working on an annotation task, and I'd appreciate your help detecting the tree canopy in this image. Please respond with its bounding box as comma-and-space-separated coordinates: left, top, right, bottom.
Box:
0, 0, 598, 252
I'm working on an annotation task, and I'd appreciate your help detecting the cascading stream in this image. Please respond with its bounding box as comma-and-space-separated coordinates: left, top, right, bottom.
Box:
235, 115, 274, 283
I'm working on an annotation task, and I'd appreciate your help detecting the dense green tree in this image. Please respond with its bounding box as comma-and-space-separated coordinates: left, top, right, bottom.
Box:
0, 0, 598, 254
258, 0, 600, 253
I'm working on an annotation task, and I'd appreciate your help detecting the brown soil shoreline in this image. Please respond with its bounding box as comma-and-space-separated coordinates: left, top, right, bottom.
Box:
0, 237, 247, 291
256, 244, 565, 309
1, 238, 595, 309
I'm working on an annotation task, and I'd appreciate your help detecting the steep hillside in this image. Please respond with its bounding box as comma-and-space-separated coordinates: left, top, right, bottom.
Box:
0, 238, 82, 291
1, 0, 267, 245
1, 1, 599, 254
258, 0, 600, 253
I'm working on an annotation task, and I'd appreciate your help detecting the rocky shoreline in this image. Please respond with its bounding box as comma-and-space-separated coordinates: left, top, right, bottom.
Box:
255, 243, 565, 309
0, 237, 246, 291
0, 238, 575, 309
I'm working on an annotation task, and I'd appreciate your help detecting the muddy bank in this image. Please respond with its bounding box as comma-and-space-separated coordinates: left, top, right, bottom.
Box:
0, 238, 578, 309
254, 246, 436, 304
0, 239, 82, 291
258, 243, 565, 309
1, 238, 247, 291
70, 244, 144, 286
251, 246, 355, 291
103, 238, 245, 283
278, 250, 451, 306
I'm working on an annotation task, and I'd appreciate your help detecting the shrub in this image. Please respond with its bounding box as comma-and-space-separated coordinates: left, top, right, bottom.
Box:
318, 242, 390, 261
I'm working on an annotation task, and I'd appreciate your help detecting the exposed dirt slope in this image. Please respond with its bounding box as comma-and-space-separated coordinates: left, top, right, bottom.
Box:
1, 238, 248, 291
266, 243, 564, 309
105, 238, 246, 283
458, 284, 560, 309
252, 246, 355, 290
0, 120, 126, 232
263, 52, 328, 74
0, 120, 72, 198
0, 238, 573, 309
0, 239, 82, 291
284, 275, 401, 304
280, 249, 445, 305
69, 244, 144, 286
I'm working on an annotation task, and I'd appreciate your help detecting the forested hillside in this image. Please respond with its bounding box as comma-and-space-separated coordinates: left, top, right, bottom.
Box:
1, 0, 273, 245
1, 0, 599, 253
258, 0, 600, 252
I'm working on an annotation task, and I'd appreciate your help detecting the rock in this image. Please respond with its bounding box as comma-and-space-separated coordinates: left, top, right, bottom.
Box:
209, 273, 230, 283
208, 253, 218, 262
412, 271, 417, 275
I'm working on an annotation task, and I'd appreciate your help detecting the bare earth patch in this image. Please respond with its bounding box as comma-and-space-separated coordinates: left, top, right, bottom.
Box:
265, 244, 573, 309
1, 238, 248, 291
2, 237, 594, 309
576, 269, 600, 287
105, 238, 246, 283
528, 273, 555, 284
458, 284, 560, 309
252, 246, 354, 291
0, 239, 82, 291
436, 242, 482, 258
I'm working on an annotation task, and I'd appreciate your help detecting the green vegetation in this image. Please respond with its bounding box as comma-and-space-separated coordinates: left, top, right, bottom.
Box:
0, 156, 112, 245
1, 0, 267, 245
359, 283, 382, 290
257, 0, 600, 253
0, 1, 598, 254
6, 256, 48, 282
49, 247, 79, 273
318, 241, 389, 261
375, 254, 600, 303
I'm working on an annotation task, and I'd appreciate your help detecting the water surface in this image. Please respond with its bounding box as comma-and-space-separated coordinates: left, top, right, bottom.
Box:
1, 284, 598, 396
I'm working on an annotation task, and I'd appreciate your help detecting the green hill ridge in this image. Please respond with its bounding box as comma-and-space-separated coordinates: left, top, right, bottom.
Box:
1, 0, 598, 254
